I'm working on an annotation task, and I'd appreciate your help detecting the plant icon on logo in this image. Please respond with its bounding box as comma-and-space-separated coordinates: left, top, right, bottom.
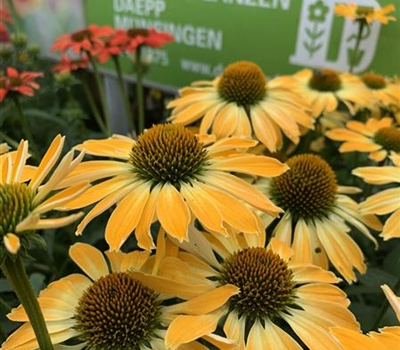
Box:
304, 0, 330, 58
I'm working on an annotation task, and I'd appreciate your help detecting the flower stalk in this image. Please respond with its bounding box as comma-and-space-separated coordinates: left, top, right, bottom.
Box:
349, 19, 367, 73
1, 255, 54, 350
87, 52, 111, 136
81, 73, 108, 135
12, 95, 39, 159
112, 55, 135, 134
135, 45, 145, 135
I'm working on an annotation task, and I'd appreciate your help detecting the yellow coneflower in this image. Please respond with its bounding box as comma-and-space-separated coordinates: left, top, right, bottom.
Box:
2, 239, 238, 349
335, 3, 396, 24
255, 153, 382, 283
167, 61, 314, 153
352, 151, 400, 240
292, 68, 375, 117
0, 135, 87, 255
326, 117, 400, 162
159, 229, 360, 349
58, 124, 288, 251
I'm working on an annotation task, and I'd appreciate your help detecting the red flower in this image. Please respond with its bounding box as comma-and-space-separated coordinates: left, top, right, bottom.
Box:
0, 67, 43, 102
51, 25, 114, 55
52, 54, 89, 73
94, 29, 127, 64
122, 28, 174, 52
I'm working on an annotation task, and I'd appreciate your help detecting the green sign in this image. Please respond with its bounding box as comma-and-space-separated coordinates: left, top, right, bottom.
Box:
85, 0, 400, 90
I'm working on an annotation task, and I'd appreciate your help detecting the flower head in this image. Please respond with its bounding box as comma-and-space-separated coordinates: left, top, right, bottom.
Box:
121, 27, 174, 52
0, 67, 43, 102
59, 124, 288, 251
326, 117, 400, 162
335, 3, 396, 24
256, 153, 382, 283
361, 72, 400, 110
0, 135, 87, 256
161, 230, 360, 349
2, 240, 237, 349
51, 24, 114, 55
52, 53, 89, 73
168, 61, 314, 153
293, 68, 376, 117
352, 152, 400, 240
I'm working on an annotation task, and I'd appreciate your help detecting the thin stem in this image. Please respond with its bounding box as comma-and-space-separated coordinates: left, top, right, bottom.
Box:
81, 75, 108, 135
372, 275, 400, 330
5, 0, 23, 32
112, 55, 135, 134
0, 130, 19, 149
12, 96, 39, 160
87, 52, 111, 136
349, 19, 366, 73
135, 46, 145, 135
1, 256, 54, 350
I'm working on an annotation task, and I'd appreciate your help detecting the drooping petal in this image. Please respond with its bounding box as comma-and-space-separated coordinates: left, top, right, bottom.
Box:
156, 183, 191, 242
105, 181, 150, 251
69, 243, 109, 281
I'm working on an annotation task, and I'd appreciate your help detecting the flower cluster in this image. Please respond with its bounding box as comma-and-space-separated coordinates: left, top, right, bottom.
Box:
0, 2, 399, 350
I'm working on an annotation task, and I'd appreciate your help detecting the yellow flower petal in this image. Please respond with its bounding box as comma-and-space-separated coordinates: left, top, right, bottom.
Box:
105, 181, 150, 251
3, 233, 21, 254
156, 183, 191, 242
166, 313, 220, 350
69, 243, 109, 281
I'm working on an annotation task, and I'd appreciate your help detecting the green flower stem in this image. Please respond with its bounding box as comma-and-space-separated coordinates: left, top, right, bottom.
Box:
12, 96, 39, 160
87, 52, 111, 136
0, 130, 19, 149
1, 256, 54, 350
349, 19, 366, 73
112, 55, 135, 134
5, 0, 23, 32
135, 46, 145, 135
81, 75, 108, 135
373, 275, 400, 330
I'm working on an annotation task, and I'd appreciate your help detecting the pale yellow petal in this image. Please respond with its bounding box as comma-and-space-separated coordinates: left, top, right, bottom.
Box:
106, 181, 150, 251
247, 319, 302, 350
201, 171, 282, 215
75, 137, 133, 159
166, 313, 220, 349
211, 153, 289, 177
156, 183, 190, 242
181, 182, 226, 234
282, 309, 343, 350
165, 284, 239, 315
30, 135, 64, 191
381, 209, 400, 240
212, 103, 239, 138
381, 284, 400, 322
69, 243, 109, 280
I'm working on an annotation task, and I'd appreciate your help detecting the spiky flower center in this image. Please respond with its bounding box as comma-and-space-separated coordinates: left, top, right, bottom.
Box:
71, 29, 92, 43
374, 127, 400, 152
270, 154, 338, 222
218, 247, 295, 322
75, 272, 161, 350
356, 6, 374, 17
0, 183, 35, 236
127, 28, 149, 38
217, 61, 267, 107
309, 68, 342, 92
129, 124, 210, 189
361, 73, 387, 90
